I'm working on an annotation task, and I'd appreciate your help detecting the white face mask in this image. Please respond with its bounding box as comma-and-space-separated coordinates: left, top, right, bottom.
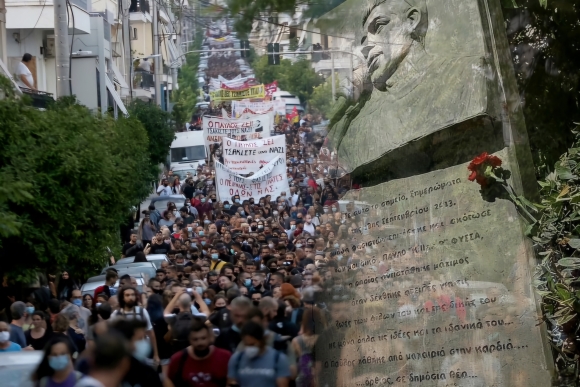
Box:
0, 331, 9, 342
244, 346, 260, 358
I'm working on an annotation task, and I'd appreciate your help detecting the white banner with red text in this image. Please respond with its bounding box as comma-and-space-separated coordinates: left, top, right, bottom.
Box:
203, 114, 273, 151
215, 157, 289, 201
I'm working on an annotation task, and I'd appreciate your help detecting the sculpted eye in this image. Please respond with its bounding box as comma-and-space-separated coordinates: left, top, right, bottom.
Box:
368, 16, 390, 34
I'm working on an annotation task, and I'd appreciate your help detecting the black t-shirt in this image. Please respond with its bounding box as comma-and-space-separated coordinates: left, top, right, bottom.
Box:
183, 215, 195, 225
25, 330, 52, 350
209, 308, 232, 330
150, 242, 171, 254
214, 327, 241, 353
122, 242, 143, 257
183, 184, 195, 199
123, 356, 163, 387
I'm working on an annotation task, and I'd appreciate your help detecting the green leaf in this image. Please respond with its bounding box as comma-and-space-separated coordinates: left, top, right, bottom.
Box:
556, 164, 575, 180
568, 239, 580, 249
558, 257, 580, 267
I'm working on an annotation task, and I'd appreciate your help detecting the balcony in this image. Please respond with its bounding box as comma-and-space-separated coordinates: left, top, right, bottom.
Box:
20, 88, 54, 109
132, 69, 154, 100
129, 0, 149, 13
6, 0, 91, 34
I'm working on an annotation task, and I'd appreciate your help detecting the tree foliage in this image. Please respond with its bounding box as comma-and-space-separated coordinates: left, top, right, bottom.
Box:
307, 76, 338, 118
128, 100, 175, 166
172, 28, 204, 130
252, 55, 323, 103
0, 79, 157, 281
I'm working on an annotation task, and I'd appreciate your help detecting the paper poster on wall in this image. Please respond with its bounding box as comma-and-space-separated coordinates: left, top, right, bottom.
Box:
215, 157, 289, 201
222, 135, 286, 173
203, 114, 273, 151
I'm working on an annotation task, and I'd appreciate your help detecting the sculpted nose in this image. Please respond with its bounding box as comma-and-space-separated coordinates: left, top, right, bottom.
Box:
361, 44, 374, 59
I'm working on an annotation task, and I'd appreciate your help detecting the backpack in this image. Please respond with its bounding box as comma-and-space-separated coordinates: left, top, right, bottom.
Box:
171, 311, 194, 351
118, 306, 145, 320
172, 349, 190, 387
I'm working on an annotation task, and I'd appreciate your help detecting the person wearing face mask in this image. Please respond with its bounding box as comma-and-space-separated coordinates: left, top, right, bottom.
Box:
0, 321, 21, 352
31, 336, 83, 385
109, 319, 163, 387
227, 321, 291, 387
209, 247, 227, 272
229, 195, 241, 215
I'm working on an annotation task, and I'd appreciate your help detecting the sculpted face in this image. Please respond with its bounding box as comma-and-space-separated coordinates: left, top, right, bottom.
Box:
362, 0, 425, 90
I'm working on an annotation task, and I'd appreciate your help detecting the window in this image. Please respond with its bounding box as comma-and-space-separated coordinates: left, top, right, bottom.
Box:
171, 146, 205, 163
132, 27, 138, 40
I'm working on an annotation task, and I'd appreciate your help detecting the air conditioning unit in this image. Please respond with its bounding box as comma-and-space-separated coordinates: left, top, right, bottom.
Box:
44, 37, 55, 58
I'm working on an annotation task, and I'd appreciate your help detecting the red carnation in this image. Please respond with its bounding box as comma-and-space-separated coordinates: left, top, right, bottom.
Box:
467, 152, 503, 187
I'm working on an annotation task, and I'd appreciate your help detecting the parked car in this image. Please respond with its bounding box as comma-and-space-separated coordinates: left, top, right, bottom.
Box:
150, 194, 187, 213
115, 254, 169, 269
80, 275, 146, 297
100, 262, 156, 280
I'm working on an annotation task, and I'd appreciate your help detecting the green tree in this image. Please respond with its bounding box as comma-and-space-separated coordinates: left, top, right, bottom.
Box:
128, 100, 175, 166
252, 55, 323, 103
308, 76, 339, 118
0, 80, 155, 281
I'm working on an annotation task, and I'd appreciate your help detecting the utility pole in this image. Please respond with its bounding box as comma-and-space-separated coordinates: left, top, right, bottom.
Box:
330, 51, 336, 101
121, 0, 131, 97
0, 0, 7, 64
54, 0, 70, 97
152, 0, 162, 106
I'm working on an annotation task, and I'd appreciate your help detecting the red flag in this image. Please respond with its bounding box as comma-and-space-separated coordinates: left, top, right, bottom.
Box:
286, 106, 299, 123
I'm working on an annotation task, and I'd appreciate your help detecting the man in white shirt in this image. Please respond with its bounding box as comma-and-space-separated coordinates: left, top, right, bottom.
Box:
110, 286, 160, 365
157, 179, 172, 196
15, 53, 35, 90
138, 58, 152, 72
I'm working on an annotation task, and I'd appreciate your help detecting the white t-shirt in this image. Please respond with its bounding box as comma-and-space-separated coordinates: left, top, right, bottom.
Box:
157, 185, 172, 196
139, 59, 151, 72
303, 222, 315, 236
15, 62, 33, 89
111, 306, 153, 330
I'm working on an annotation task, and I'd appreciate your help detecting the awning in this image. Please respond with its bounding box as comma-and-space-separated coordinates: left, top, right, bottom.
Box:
110, 61, 129, 89
105, 76, 128, 115
0, 58, 23, 95
164, 25, 181, 67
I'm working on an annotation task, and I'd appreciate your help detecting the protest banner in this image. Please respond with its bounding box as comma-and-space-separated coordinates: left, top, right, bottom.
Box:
203, 114, 273, 152
232, 100, 286, 116
222, 135, 286, 173
210, 84, 265, 101
215, 157, 289, 201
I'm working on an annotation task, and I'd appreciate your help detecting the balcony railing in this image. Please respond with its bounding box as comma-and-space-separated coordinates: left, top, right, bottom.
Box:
133, 69, 154, 90
20, 88, 54, 109
129, 0, 149, 13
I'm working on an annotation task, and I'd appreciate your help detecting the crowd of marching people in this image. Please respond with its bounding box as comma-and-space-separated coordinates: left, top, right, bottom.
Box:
0, 110, 360, 387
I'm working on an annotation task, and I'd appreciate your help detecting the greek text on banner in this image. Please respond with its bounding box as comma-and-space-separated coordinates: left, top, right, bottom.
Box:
215, 157, 289, 201
203, 114, 273, 151
222, 135, 286, 173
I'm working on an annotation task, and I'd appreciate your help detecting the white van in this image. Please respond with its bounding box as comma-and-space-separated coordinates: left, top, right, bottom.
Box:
272, 90, 304, 114
169, 131, 206, 171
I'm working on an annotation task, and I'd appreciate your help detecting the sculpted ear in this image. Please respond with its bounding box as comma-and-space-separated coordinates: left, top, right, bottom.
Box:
406, 7, 422, 31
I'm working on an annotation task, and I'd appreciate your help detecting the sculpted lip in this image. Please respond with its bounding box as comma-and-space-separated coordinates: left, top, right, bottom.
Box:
367, 52, 382, 72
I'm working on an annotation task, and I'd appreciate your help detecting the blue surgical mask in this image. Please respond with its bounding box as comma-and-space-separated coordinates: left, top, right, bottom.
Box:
211, 253, 219, 260
230, 249, 235, 254
204, 220, 211, 224
26, 306, 35, 315
244, 279, 252, 287
334, 243, 340, 248
291, 225, 296, 230
204, 298, 212, 305
235, 199, 240, 203
48, 355, 69, 371
201, 241, 206, 246
225, 204, 231, 209
133, 339, 151, 362
231, 324, 241, 333
201, 198, 206, 203
199, 231, 205, 236
72, 299, 82, 307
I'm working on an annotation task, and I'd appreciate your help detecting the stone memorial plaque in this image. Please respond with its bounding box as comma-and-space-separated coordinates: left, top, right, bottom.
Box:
316, 0, 554, 384
318, 149, 552, 386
